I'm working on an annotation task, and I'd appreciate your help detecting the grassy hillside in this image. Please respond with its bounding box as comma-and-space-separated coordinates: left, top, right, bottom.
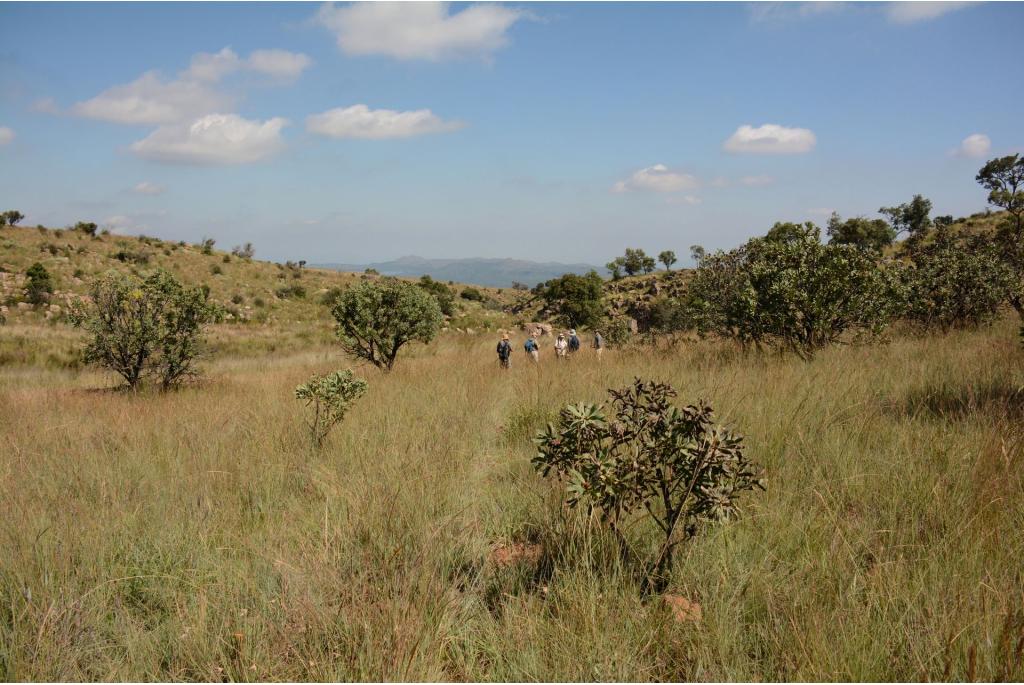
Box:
0, 225, 518, 361
1, 316, 1022, 680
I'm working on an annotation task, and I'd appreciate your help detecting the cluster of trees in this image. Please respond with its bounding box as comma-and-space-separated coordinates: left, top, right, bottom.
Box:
644, 154, 1024, 354
605, 248, 682, 279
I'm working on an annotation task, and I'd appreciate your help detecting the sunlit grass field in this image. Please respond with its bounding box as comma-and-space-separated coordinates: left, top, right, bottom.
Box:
2, 319, 1022, 680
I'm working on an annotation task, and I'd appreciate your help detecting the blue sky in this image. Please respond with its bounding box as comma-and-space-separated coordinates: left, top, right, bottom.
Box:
1, 1, 1021, 265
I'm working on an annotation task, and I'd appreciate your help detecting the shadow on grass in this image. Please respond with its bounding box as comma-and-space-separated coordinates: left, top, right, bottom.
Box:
896, 379, 1024, 422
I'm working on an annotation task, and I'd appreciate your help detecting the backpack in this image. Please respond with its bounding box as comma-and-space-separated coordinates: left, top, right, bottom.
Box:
497, 340, 511, 359
524, 339, 536, 352
568, 335, 580, 351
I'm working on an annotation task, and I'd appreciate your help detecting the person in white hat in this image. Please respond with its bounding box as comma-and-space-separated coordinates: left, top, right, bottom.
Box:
554, 332, 568, 360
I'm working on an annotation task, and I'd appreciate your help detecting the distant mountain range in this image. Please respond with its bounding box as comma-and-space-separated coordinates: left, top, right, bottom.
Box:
313, 255, 605, 288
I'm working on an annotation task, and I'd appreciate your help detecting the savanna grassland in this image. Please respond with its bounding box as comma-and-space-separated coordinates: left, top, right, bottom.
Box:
2, 307, 1022, 680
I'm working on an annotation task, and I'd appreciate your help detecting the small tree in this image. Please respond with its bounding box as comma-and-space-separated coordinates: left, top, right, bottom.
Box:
294, 369, 368, 449
24, 262, 54, 305
976, 154, 1024, 318
658, 250, 677, 271
200, 238, 216, 255
71, 270, 214, 389
231, 242, 255, 259
689, 244, 706, 264
606, 258, 624, 281
534, 379, 764, 592
1, 210, 24, 227
764, 221, 817, 244
826, 212, 896, 254
74, 221, 98, 237
541, 270, 605, 328
417, 274, 456, 316
330, 279, 443, 371
880, 194, 932, 249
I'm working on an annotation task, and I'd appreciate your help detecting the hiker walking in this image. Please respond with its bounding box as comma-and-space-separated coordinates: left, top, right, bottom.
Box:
568, 329, 581, 355
496, 333, 513, 369
524, 333, 540, 363
554, 333, 568, 360
593, 330, 604, 359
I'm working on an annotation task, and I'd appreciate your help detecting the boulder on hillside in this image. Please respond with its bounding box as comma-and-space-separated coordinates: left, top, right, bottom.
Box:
522, 322, 552, 336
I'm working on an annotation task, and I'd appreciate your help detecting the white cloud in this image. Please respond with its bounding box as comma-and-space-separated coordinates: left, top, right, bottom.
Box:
0, 126, 13, 146
184, 47, 243, 82
129, 113, 288, 165
723, 123, 817, 154
72, 47, 311, 125
750, 2, 847, 24
132, 181, 165, 195
740, 175, 775, 187
952, 133, 991, 158
247, 49, 314, 80
612, 164, 700, 194
315, 2, 524, 61
306, 104, 464, 139
886, 1, 973, 24
72, 71, 231, 125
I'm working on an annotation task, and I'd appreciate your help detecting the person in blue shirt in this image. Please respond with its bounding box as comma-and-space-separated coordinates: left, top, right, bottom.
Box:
524, 334, 539, 363
568, 329, 581, 354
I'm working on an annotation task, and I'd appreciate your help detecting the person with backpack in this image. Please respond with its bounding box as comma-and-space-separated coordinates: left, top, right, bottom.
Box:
592, 330, 604, 359
524, 333, 539, 363
496, 333, 513, 369
568, 329, 581, 354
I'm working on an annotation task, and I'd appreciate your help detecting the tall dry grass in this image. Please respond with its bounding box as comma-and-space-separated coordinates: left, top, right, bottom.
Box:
1, 320, 1022, 680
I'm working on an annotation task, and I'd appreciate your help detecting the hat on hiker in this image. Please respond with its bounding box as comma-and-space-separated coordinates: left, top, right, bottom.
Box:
570, 329, 576, 335
502, 333, 509, 340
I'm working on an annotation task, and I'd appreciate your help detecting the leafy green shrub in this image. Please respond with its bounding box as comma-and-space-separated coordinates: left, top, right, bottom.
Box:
70, 270, 214, 389
294, 369, 368, 448
275, 284, 305, 299
112, 249, 150, 265
460, 286, 485, 302
253, 297, 266, 308
25, 262, 54, 305
602, 317, 633, 347
74, 221, 98, 237
320, 286, 344, 306
541, 270, 605, 328
222, 254, 231, 263
230, 293, 244, 305
330, 279, 442, 371
200, 238, 215, 255
534, 379, 764, 592
903, 227, 1013, 331
686, 227, 905, 355
210, 264, 223, 275
826, 212, 896, 254
418, 275, 456, 316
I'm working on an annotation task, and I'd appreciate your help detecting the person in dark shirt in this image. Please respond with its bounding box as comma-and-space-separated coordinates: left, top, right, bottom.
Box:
496, 333, 513, 369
